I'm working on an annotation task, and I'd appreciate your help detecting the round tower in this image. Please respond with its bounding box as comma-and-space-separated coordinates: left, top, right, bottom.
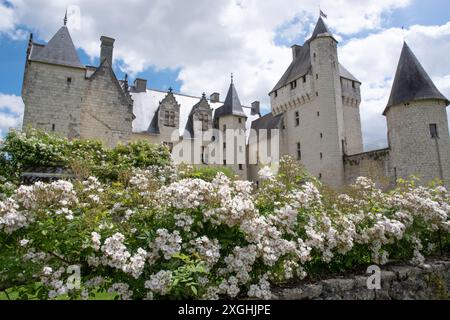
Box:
385, 42, 450, 185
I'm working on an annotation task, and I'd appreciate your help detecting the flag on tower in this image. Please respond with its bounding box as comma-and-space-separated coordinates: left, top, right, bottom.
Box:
320, 10, 328, 19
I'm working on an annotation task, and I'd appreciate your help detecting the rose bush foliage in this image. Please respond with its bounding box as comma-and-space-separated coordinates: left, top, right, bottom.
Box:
1, 154, 450, 300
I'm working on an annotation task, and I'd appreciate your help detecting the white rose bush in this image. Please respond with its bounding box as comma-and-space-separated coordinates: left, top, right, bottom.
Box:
0, 131, 449, 300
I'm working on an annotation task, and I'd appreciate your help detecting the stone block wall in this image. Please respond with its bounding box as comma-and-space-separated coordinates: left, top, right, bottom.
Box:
272, 258, 450, 300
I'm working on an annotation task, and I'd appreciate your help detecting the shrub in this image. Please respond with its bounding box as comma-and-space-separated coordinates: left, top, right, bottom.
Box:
0, 157, 449, 300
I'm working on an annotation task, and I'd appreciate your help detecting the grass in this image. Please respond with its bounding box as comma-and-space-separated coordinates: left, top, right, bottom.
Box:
0, 284, 116, 300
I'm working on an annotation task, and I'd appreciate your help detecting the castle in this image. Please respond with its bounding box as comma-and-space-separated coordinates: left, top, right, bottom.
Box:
21, 15, 450, 188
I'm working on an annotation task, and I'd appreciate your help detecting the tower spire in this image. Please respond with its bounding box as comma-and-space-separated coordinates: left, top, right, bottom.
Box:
231, 73, 234, 84
64, 9, 68, 26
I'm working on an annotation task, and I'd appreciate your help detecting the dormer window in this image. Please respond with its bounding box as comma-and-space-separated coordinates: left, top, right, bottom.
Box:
352, 81, 356, 88
164, 110, 176, 127
198, 112, 209, 131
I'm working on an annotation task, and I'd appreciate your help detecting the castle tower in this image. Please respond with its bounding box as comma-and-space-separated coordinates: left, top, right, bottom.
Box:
214, 75, 248, 179
269, 17, 362, 187
385, 42, 450, 185
22, 18, 86, 139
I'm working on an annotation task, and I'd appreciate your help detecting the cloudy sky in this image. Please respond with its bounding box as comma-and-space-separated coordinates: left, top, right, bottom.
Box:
1, 0, 450, 150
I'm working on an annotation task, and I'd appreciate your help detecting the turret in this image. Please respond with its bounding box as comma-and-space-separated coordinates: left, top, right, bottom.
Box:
385, 42, 450, 185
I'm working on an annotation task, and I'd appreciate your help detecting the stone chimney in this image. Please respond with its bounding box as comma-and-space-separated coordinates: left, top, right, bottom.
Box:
251, 101, 261, 116
133, 78, 147, 93
210, 92, 220, 103
100, 36, 115, 65
291, 44, 301, 60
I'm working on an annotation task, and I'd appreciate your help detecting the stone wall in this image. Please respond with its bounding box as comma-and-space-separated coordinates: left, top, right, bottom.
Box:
272, 258, 450, 300
344, 148, 393, 188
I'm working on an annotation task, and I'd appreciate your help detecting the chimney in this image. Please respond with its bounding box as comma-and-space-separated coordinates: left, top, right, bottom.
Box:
133, 78, 147, 93
100, 36, 115, 65
251, 101, 261, 116
291, 44, 301, 60
210, 92, 220, 103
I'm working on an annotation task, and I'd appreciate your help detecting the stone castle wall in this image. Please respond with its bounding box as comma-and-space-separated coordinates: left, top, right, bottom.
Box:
22, 61, 86, 139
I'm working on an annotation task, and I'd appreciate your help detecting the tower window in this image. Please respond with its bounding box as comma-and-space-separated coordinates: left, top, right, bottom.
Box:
317, 111, 320, 117
320, 133, 323, 139
319, 173, 322, 180
295, 111, 300, 127
51, 124, 55, 131
291, 80, 297, 90
297, 142, 301, 160
316, 91, 319, 97
274, 90, 278, 97
430, 123, 439, 138
302, 75, 306, 83
67, 77, 72, 84
239, 164, 243, 170
320, 152, 323, 159
316, 74, 319, 80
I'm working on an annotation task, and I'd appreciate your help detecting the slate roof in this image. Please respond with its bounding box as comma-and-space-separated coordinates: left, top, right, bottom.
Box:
384, 42, 449, 114
270, 17, 360, 94
251, 112, 284, 130
214, 82, 247, 119
184, 95, 212, 137
30, 26, 84, 69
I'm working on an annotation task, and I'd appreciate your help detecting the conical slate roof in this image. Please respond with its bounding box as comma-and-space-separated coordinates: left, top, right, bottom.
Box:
310, 17, 332, 40
31, 26, 84, 68
385, 42, 448, 113
270, 17, 357, 93
214, 80, 247, 118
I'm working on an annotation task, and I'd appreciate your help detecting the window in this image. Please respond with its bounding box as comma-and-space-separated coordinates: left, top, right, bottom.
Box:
320, 133, 323, 139
223, 160, 227, 165
297, 142, 301, 160
67, 77, 72, 84
223, 124, 227, 132
317, 111, 320, 117
316, 91, 319, 97
198, 112, 209, 131
320, 152, 323, 160
164, 110, 176, 127
291, 80, 297, 90
316, 74, 319, 80
352, 81, 356, 88
238, 118, 242, 124
274, 90, 278, 97
239, 164, 243, 170
319, 173, 322, 180
201, 146, 207, 164
295, 111, 300, 127
51, 124, 55, 131
223, 142, 226, 149
430, 123, 439, 138
302, 75, 306, 83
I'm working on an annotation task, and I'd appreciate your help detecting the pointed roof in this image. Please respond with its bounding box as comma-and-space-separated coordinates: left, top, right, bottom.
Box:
310, 17, 332, 40
214, 77, 247, 118
184, 93, 212, 137
31, 26, 84, 68
385, 42, 448, 114
270, 17, 357, 93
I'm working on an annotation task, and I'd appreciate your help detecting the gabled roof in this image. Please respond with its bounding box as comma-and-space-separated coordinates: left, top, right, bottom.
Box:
184, 95, 212, 137
270, 17, 359, 93
214, 81, 247, 119
384, 42, 449, 114
30, 26, 84, 69
251, 112, 284, 130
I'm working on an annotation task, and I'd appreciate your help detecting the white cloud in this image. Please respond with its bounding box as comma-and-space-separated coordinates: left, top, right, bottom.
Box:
0, 93, 24, 136
339, 22, 450, 150
3, 0, 411, 107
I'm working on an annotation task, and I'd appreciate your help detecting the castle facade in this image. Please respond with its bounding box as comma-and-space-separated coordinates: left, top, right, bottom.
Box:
21, 16, 450, 187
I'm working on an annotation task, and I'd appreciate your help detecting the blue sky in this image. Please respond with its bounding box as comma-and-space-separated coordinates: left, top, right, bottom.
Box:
1, 0, 450, 150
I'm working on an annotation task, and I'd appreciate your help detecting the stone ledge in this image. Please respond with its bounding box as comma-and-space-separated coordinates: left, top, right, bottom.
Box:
272, 258, 450, 300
